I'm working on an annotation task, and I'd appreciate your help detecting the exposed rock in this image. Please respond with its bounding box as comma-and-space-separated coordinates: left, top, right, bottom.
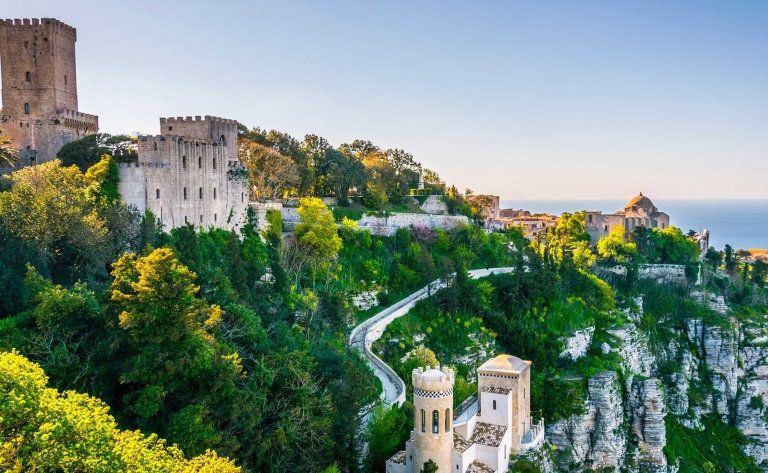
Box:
607, 323, 655, 377
560, 327, 595, 361
703, 323, 739, 420
601, 342, 611, 355
628, 378, 668, 472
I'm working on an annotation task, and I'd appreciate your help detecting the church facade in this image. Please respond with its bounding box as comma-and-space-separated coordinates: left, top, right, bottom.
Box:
386, 355, 544, 473
585, 193, 670, 243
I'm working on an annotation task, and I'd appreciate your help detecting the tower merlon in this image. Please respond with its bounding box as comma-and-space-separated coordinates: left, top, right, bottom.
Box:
1, 18, 77, 39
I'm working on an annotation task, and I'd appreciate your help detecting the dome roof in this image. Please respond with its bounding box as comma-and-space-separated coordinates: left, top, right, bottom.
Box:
478, 354, 530, 375
421, 368, 447, 381
626, 192, 654, 209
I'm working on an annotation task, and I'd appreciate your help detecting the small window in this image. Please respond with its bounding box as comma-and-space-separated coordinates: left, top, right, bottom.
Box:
220, 134, 225, 143
184, 216, 188, 223
24, 103, 30, 115
212, 158, 216, 170
25, 72, 31, 82
200, 215, 203, 223
198, 156, 202, 168
183, 187, 187, 200
588, 214, 593, 223
156, 189, 160, 199
182, 156, 187, 167
421, 410, 425, 433
213, 188, 216, 199
64, 75, 67, 85
168, 126, 173, 131
432, 410, 439, 434
199, 187, 203, 199
241, 192, 244, 202
445, 408, 450, 432
493, 400, 496, 410
214, 213, 217, 222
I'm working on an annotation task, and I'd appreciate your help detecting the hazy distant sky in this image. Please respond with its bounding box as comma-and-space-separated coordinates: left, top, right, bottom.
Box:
4, 1, 767, 200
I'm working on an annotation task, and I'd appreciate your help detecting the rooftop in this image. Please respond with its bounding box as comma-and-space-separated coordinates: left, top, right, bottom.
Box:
387, 451, 406, 465
482, 386, 512, 395
454, 432, 473, 453
466, 460, 495, 473
470, 422, 507, 447
626, 192, 654, 210
478, 354, 530, 375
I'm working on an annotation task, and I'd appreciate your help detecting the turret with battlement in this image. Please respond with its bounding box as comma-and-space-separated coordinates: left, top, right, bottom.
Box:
411, 365, 454, 473
0, 17, 98, 166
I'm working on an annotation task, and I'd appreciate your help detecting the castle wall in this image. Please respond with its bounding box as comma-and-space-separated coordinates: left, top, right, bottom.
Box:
117, 118, 248, 233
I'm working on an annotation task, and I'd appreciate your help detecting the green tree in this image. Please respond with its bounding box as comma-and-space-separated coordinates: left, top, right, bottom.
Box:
84, 154, 120, 203
0, 135, 20, 168
295, 197, 342, 259
239, 138, 299, 200
0, 350, 241, 473
724, 244, 737, 275
420, 459, 439, 473
752, 259, 768, 288
366, 404, 410, 472
597, 226, 638, 263
629, 225, 650, 259
57, 133, 134, 172
704, 246, 722, 269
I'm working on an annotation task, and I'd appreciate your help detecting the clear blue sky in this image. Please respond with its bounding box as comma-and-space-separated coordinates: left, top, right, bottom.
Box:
5, 1, 768, 200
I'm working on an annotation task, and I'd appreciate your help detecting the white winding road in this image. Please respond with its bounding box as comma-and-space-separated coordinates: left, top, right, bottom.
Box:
349, 267, 514, 406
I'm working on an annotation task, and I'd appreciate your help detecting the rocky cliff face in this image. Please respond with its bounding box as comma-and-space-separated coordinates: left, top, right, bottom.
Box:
544, 288, 768, 472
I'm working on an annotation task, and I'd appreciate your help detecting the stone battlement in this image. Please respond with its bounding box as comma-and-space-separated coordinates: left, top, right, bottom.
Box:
137, 134, 226, 145
160, 115, 237, 125
0, 18, 77, 39
412, 366, 455, 392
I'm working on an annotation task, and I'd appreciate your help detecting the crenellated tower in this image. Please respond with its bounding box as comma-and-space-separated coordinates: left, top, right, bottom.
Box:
0, 18, 98, 166
412, 365, 454, 473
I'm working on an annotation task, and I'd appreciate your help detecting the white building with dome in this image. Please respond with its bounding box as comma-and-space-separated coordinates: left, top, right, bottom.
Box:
584, 192, 671, 243
386, 355, 544, 473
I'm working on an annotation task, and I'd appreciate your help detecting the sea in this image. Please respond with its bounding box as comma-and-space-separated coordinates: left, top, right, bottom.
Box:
500, 199, 768, 251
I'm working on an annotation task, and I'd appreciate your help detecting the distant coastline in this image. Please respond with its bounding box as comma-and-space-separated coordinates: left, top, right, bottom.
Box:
501, 199, 768, 251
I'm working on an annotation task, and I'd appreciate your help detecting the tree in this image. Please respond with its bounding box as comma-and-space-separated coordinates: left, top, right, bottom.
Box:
629, 225, 650, 259
704, 246, 722, 269
0, 135, 20, 168
421, 459, 439, 473
294, 197, 342, 259
0, 350, 241, 473
647, 227, 700, 264
597, 226, 638, 263
239, 138, 299, 200
724, 244, 737, 275
752, 259, 768, 288
57, 133, 134, 172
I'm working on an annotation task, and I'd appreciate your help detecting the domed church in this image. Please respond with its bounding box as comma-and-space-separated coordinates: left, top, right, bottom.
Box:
584, 192, 670, 243
386, 355, 544, 473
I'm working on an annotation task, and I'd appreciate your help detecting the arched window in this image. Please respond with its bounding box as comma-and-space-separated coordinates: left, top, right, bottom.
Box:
24, 103, 30, 115
421, 410, 425, 433
212, 158, 216, 170
183, 187, 187, 200
198, 156, 202, 169
432, 410, 439, 433
213, 188, 216, 199
588, 214, 593, 223
220, 134, 226, 144
182, 156, 187, 167
445, 408, 450, 432
199, 187, 203, 199
25, 71, 31, 82
493, 400, 497, 410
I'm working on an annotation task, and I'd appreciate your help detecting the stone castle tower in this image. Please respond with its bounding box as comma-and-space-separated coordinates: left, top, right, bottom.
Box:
0, 18, 98, 165
412, 366, 455, 473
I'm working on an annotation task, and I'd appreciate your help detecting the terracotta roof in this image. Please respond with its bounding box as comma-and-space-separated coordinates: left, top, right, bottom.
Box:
482, 386, 512, 395
454, 432, 472, 453
470, 422, 507, 447
466, 460, 496, 473
478, 354, 530, 375
387, 451, 406, 465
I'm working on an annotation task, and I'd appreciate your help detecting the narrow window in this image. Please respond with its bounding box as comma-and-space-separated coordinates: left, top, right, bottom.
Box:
213, 188, 216, 199
198, 156, 202, 168
64, 75, 67, 85
421, 410, 425, 433
241, 192, 244, 202
200, 215, 203, 223
182, 156, 187, 167
25, 71, 31, 82
156, 189, 160, 199
493, 400, 497, 410
24, 103, 30, 115
183, 187, 187, 200
199, 187, 203, 199
184, 216, 188, 223
445, 408, 450, 432
588, 214, 593, 223
153, 142, 157, 151
214, 213, 217, 222
212, 158, 216, 169
220, 134, 225, 144
432, 410, 439, 434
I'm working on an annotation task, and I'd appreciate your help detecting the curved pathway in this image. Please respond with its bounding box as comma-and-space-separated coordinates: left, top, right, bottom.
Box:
349, 267, 514, 406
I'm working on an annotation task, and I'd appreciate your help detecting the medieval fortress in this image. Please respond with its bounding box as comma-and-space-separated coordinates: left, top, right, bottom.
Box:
0, 18, 247, 232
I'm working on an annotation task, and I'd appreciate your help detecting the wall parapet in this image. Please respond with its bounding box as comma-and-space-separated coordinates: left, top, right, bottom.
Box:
0, 18, 77, 39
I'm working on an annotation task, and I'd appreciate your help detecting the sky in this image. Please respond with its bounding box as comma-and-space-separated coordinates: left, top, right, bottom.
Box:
4, 1, 768, 200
